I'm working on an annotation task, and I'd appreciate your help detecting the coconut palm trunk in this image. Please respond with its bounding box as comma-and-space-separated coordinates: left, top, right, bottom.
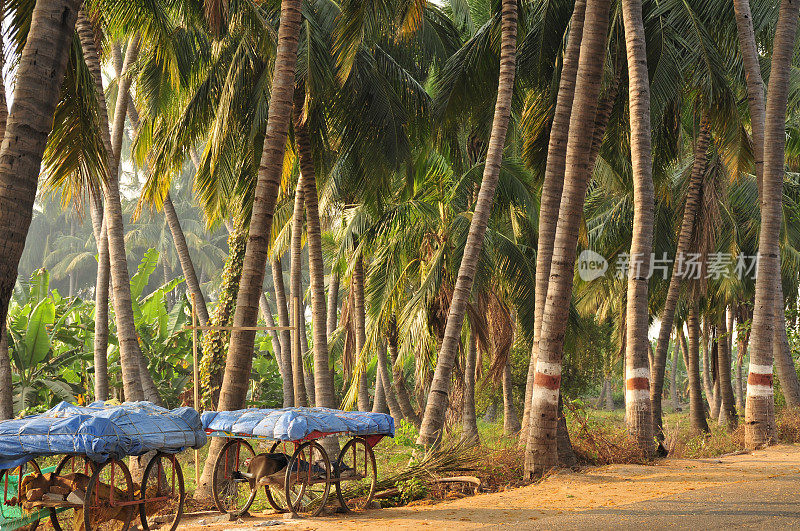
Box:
520, 0, 586, 441
372, 366, 388, 414
294, 94, 335, 409
650, 114, 711, 438
462, 332, 479, 443
272, 257, 294, 406
417, 0, 517, 446
717, 315, 737, 429
670, 335, 679, 406
688, 304, 710, 432
259, 293, 285, 380
327, 273, 339, 338
523, 0, 610, 478
502, 361, 520, 435
0, 0, 79, 333
289, 178, 309, 407
745, 0, 800, 448
621, 0, 655, 456
389, 317, 420, 426
101, 35, 149, 402
164, 193, 209, 324
198, 0, 304, 498
376, 340, 402, 420
774, 320, 800, 407
353, 256, 371, 411
0, 328, 11, 419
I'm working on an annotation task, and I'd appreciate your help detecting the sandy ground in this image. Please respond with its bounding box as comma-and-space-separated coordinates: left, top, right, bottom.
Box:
177, 444, 800, 530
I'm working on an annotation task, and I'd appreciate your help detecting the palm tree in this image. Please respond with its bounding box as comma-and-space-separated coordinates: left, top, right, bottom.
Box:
198, 0, 304, 497
745, 0, 800, 448
524, 0, 610, 478
294, 88, 335, 410
0, 0, 79, 354
289, 173, 309, 406
416, 0, 518, 446
621, 0, 655, 455
687, 302, 709, 432
520, 0, 586, 443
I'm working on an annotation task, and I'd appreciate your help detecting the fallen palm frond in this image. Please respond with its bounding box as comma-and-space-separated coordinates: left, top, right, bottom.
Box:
349, 439, 481, 501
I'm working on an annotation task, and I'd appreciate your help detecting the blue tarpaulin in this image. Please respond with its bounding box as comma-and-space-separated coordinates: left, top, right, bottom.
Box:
0, 402, 206, 470
202, 407, 394, 441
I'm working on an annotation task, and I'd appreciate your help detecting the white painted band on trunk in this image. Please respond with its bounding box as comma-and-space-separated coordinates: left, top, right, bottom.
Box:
535, 360, 562, 376
627, 368, 650, 379
747, 384, 774, 397
748, 363, 773, 375
533, 386, 559, 405
626, 389, 650, 402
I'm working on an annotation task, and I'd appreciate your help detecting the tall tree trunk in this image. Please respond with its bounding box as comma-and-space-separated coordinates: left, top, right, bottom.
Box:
742, 0, 799, 449
556, 395, 577, 468
327, 273, 339, 338
0, 0, 79, 337
372, 365, 388, 414
521, 0, 587, 443
376, 340, 401, 420
76, 10, 113, 402
353, 256, 370, 411
289, 180, 308, 407
701, 319, 714, 414
732, 0, 766, 195
670, 333, 679, 406
389, 317, 420, 427
688, 305, 710, 432
622, 0, 655, 456
650, 114, 711, 438
295, 96, 334, 409
272, 257, 294, 406
417, 0, 517, 446
524, 0, 609, 478
773, 287, 800, 407
736, 307, 750, 413
164, 194, 209, 325
502, 361, 520, 435
717, 315, 737, 429
0, 0, 6, 145
462, 332, 479, 443
198, 0, 303, 497
711, 329, 721, 420
199, 225, 247, 407
259, 293, 285, 382
103, 35, 147, 402
300, 303, 314, 405
0, 327, 11, 419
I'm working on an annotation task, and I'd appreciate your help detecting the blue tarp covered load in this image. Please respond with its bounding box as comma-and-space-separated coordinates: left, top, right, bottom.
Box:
0, 402, 206, 470
202, 407, 394, 441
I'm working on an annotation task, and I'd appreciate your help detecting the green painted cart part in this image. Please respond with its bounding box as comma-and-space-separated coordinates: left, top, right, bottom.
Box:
0, 466, 57, 531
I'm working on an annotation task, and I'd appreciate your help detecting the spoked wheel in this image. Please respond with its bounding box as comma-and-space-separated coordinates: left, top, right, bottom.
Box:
263, 441, 293, 513
139, 452, 184, 531
0, 460, 42, 531
284, 441, 330, 518
335, 437, 377, 512
48, 455, 98, 531
212, 439, 256, 516
84, 459, 135, 531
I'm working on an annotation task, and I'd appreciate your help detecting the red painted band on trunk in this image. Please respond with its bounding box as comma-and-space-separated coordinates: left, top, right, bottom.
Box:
748, 373, 773, 386
626, 377, 650, 391
534, 372, 561, 390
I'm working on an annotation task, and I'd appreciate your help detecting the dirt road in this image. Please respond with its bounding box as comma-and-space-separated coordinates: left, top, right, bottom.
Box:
179, 444, 800, 530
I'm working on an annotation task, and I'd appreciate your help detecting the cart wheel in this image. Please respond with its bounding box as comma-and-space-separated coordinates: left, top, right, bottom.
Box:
49, 455, 98, 531
335, 437, 377, 512
284, 441, 330, 518
84, 459, 135, 531
212, 439, 256, 516
139, 452, 184, 531
263, 441, 292, 512
0, 460, 42, 531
